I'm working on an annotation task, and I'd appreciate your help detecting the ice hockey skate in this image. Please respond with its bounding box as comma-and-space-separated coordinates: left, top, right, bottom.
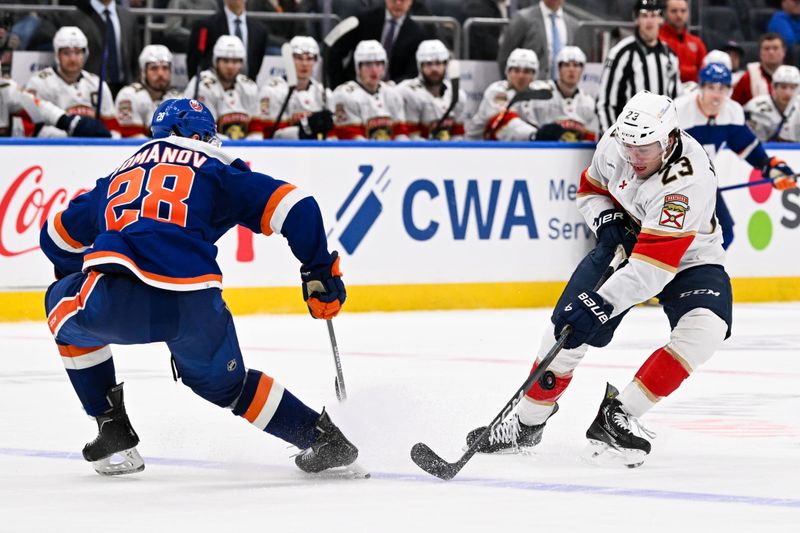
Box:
82, 383, 145, 476
294, 409, 367, 478
465, 403, 559, 454
583, 383, 654, 468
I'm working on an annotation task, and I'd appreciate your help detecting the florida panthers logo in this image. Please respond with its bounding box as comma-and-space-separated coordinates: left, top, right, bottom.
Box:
190, 99, 203, 111
659, 194, 690, 229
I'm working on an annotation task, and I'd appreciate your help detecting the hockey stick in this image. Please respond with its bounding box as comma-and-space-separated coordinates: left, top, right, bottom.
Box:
718, 174, 800, 192
192, 27, 208, 100
327, 320, 347, 402
410, 245, 628, 480
322, 16, 359, 104
429, 59, 460, 138
95, 27, 109, 122
268, 43, 297, 139
485, 87, 551, 139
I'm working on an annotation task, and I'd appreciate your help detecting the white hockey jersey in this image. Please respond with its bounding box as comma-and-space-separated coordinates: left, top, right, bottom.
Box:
0, 78, 65, 136
578, 129, 725, 317
115, 82, 183, 138
397, 77, 467, 140
466, 80, 546, 141
529, 80, 598, 141
184, 69, 259, 140
744, 95, 800, 142
250, 76, 331, 139
329, 81, 408, 140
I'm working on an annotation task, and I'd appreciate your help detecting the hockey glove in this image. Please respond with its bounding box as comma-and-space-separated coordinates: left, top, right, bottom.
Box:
300, 110, 334, 139
553, 290, 614, 349
56, 114, 112, 138
593, 209, 628, 247
301, 251, 346, 319
762, 157, 798, 191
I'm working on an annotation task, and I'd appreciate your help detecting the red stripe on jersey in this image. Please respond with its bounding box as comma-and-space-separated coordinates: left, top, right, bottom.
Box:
635, 347, 690, 398
452, 123, 465, 136
632, 231, 695, 269
406, 123, 422, 136
101, 116, 121, 134
54, 211, 86, 249
483, 111, 519, 140
117, 124, 147, 137
392, 121, 410, 138
525, 361, 573, 403
333, 124, 366, 140
260, 183, 296, 236
577, 167, 610, 197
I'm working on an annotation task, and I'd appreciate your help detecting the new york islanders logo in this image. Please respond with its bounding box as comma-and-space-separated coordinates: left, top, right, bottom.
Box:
659, 193, 689, 229
190, 99, 203, 111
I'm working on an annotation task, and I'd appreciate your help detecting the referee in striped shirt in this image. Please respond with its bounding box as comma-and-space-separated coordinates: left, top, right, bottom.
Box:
597, 0, 681, 132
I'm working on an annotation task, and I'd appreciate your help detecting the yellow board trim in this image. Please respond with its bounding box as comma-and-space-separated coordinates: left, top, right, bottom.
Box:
2, 277, 799, 322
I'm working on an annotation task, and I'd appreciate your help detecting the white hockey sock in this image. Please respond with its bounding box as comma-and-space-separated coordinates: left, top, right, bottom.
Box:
617, 381, 657, 419
517, 396, 556, 426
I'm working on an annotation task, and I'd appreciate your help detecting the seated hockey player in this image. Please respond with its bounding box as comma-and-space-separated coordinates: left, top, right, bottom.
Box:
744, 65, 800, 142
398, 39, 467, 141
466, 48, 548, 141
115, 45, 183, 138
39, 98, 359, 477
530, 46, 598, 142
467, 91, 732, 468
328, 40, 408, 141
250, 36, 333, 140
25, 26, 119, 137
184, 35, 259, 140
674, 62, 797, 249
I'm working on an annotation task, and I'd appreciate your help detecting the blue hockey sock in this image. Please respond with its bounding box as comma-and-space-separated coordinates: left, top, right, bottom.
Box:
58, 344, 117, 416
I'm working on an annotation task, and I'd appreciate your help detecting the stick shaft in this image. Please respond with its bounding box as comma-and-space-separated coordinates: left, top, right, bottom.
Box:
327, 320, 347, 401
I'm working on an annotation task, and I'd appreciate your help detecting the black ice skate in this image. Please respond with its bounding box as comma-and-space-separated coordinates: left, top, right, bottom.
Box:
295, 409, 365, 477
82, 383, 145, 476
584, 383, 654, 468
466, 403, 559, 454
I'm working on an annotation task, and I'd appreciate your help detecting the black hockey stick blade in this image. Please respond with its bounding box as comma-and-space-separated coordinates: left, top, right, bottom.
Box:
410, 442, 462, 480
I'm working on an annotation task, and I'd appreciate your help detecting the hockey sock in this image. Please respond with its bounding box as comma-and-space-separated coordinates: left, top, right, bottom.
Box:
517, 396, 557, 426
233, 369, 320, 449
525, 361, 573, 404
619, 346, 690, 418
58, 344, 116, 416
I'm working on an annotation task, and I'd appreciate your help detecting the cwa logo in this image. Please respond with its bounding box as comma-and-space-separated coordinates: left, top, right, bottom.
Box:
742, 169, 800, 250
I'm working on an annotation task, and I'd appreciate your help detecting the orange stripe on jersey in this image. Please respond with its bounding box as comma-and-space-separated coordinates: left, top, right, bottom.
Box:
631, 230, 696, 270
58, 344, 105, 357
576, 167, 610, 197
484, 111, 519, 140
243, 373, 275, 423
260, 184, 296, 236
47, 270, 102, 335
82, 251, 223, 285
54, 211, 86, 250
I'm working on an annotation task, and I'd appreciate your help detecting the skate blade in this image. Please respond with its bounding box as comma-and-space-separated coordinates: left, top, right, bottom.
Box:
306, 461, 371, 479
581, 440, 645, 469
90, 447, 145, 476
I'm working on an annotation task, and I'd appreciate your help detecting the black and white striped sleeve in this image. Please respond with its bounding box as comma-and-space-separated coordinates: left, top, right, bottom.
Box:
596, 39, 636, 133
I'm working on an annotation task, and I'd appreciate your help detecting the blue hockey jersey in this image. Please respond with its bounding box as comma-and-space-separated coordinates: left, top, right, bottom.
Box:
40, 136, 331, 290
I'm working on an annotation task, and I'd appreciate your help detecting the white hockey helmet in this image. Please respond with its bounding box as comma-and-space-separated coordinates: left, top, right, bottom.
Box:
773, 65, 800, 86
53, 26, 88, 56
290, 36, 320, 58
614, 91, 679, 163
139, 44, 173, 73
213, 35, 246, 63
702, 49, 732, 71
354, 40, 387, 67
416, 39, 450, 70
505, 48, 539, 74
556, 46, 586, 66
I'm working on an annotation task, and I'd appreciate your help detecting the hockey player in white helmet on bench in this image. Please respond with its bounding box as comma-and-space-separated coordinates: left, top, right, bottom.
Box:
745, 65, 800, 142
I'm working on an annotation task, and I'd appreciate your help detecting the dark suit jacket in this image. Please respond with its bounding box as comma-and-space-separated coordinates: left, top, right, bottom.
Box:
187, 10, 268, 81
328, 7, 431, 88
57, 0, 139, 86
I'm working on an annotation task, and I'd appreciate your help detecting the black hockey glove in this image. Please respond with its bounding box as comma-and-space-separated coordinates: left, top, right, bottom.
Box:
301, 251, 346, 319
593, 209, 629, 247
299, 110, 334, 139
535, 122, 568, 141
56, 114, 112, 138
553, 290, 614, 349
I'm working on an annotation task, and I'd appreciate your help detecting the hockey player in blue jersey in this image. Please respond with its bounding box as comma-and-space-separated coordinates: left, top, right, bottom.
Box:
39, 98, 358, 476
674, 62, 798, 249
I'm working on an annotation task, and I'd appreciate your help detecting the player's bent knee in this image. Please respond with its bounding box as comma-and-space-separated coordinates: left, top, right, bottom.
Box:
668, 308, 727, 370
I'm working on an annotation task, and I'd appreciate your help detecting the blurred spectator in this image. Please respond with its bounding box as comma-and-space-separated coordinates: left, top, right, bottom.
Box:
721, 41, 745, 86
115, 44, 183, 138
188, 0, 269, 81
467, 48, 547, 141
250, 36, 333, 140
185, 35, 260, 139
398, 39, 468, 140
731, 33, 786, 106
0, 1, 53, 51
163, 0, 219, 54
658, 0, 706, 82
25, 26, 120, 136
745, 65, 800, 142
249, 0, 316, 50
596, 0, 680, 132
767, 0, 800, 49
329, 40, 408, 140
327, 0, 431, 87
497, 0, 580, 81
57, 0, 140, 96
463, 0, 534, 60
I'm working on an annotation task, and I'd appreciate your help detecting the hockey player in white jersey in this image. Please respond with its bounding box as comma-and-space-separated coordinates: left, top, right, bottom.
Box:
250, 36, 333, 140
115, 45, 182, 138
745, 65, 800, 142
329, 40, 408, 140
25, 26, 119, 137
466, 91, 733, 467
466, 48, 547, 141
530, 46, 598, 142
184, 35, 259, 140
398, 39, 467, 140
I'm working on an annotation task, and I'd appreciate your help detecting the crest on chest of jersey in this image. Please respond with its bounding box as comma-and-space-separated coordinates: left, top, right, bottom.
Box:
659, 193, 689, 229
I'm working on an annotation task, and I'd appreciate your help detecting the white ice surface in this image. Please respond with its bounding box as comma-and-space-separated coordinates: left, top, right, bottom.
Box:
1, 304, 799, 532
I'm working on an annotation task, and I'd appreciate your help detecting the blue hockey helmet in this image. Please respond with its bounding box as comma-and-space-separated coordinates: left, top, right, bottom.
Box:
698, 63, 732, 87
150, 98, 219, 144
